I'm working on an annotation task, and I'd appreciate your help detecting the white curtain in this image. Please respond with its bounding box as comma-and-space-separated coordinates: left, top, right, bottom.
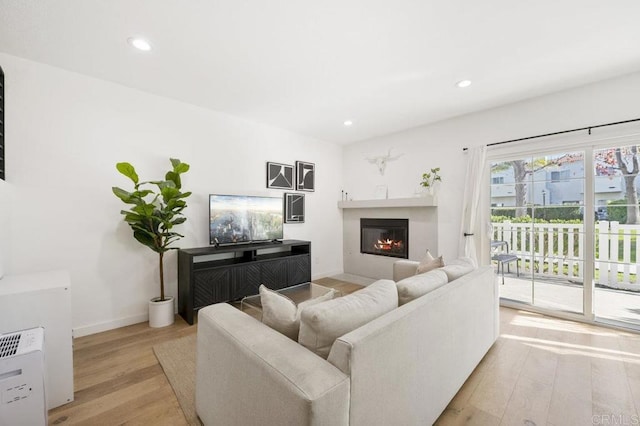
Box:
459, 146, 487, 266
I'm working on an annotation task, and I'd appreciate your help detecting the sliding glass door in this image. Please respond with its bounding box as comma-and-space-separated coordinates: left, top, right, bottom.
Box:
490, 151, 585, 315
491, 144, 640, 329
593, 145, 640, 327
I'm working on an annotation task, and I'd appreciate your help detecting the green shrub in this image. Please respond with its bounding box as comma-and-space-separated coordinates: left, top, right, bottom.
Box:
607, 199, 627, 223
491, 205, 583, 222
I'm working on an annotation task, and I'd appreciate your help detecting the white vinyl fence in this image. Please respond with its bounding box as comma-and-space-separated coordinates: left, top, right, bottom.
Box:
492, 221, 639, 291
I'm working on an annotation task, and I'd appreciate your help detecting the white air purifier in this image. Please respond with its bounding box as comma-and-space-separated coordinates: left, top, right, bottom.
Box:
0, 327, 47, 426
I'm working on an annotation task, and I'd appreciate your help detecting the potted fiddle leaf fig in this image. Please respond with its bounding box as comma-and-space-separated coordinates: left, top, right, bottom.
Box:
112, 158, 191, 327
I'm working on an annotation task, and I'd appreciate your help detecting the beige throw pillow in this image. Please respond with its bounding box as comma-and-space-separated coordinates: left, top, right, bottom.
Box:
416, 250, 444, 274
298, 279, 398, 359
260, 285, 336, 340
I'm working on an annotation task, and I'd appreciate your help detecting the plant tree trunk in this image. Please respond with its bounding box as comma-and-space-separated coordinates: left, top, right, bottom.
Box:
511, 160, 528, 218
624, 175, 640, 224
615, 147, 640, 225
159, 251, 165, 301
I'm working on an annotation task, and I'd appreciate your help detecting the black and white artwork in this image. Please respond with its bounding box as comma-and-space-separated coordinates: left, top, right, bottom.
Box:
295, 161, 315, 192
266, 162, 294, 189
285, 193, 305, 223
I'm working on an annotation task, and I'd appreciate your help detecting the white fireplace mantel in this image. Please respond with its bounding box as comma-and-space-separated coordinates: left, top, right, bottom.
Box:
337, 196, 437, 209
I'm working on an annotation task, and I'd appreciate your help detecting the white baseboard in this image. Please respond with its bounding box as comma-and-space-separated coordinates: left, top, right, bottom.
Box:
73, 313, 149, 338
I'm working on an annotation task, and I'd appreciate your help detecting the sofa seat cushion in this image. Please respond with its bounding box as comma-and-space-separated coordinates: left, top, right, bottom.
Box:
299, 279, 398, 358
260, 285, 337, 340
396, 269, 449, 305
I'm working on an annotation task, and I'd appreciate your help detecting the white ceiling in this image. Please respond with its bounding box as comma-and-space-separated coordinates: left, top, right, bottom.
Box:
1, 1, 640, 144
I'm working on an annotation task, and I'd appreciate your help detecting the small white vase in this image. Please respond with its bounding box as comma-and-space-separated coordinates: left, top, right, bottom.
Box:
149, 296, 175, 328
418, 187, 434, 197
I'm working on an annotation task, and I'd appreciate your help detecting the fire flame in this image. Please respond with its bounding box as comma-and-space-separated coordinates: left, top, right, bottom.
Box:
374, 239, 404, 251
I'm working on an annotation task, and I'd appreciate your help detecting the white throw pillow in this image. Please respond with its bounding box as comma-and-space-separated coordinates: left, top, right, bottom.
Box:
260, 285, 336, 340
416, 250, 444, 275
298, 279, 398, 359
396, 269, 449, 305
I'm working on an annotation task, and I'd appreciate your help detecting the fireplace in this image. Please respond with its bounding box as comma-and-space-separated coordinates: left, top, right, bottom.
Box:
360, 218, 409, 259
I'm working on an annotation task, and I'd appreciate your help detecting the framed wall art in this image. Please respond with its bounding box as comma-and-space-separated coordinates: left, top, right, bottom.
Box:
284, 193, 305, 223
295, 161, 315, 192
266, 162, 294, 189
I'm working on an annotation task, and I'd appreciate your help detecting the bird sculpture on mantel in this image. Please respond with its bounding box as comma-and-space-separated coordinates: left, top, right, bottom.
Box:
366, 149, 403, 176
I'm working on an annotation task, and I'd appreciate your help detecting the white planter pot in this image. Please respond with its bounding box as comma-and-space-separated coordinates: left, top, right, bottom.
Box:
149, 296, 175, 328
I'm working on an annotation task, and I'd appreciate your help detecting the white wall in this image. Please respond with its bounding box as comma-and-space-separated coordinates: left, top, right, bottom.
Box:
0, 179, 7, 278
343, 71, 640, 262
0, 52, 344, 336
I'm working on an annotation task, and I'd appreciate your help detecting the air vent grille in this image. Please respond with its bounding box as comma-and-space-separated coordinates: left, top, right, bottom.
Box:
0, 333, 21, 359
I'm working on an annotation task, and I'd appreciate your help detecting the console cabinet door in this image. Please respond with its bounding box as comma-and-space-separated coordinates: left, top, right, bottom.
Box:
193, 268, 231, 308
231, 263, 261, 299
261, 258, 289, 290
288, 255, 311, 285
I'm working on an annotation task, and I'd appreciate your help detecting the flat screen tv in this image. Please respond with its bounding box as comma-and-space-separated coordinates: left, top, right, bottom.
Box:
209, 194, 284, 245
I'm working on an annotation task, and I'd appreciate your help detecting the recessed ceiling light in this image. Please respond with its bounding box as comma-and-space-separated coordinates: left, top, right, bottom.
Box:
344, 120, 353, 127
456, 80, 472, 88
127, 37, 152, 51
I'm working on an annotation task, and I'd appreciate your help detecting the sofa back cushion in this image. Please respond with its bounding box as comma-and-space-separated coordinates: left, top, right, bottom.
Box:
440, 258, 476, 281
298, 279, 398, 358
396, 269, 448, 305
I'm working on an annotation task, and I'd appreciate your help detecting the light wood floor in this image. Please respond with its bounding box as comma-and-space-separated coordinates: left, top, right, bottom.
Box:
49, 281, 640, 425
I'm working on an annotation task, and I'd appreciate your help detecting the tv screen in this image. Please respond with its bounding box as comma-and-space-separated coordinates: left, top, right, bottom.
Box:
209, 194, 284, 245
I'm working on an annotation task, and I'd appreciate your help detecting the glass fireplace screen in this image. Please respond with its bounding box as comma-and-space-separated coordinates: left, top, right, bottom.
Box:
360, 218, 409, 259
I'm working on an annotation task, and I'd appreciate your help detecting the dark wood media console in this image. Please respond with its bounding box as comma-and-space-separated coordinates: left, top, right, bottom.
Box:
178, 240, 311, 324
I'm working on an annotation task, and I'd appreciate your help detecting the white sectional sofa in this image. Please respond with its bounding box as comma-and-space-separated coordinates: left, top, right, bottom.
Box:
195, 263, 498, 426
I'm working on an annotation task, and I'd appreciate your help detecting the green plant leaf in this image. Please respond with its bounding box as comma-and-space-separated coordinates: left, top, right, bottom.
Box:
165, 171, 181, 189
171, 158, 190, 174
132, 204, 155, 216
123, 212, 143, 223
133, 229, 158, 251
112, 187, 136, 204
161, 186, 180, 202
134, 189, 153, 198
171, 217, 187, 226
116, 163, 139, 184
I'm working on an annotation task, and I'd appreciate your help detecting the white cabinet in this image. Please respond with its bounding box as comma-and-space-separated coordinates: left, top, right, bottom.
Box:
0, 270, 74, 409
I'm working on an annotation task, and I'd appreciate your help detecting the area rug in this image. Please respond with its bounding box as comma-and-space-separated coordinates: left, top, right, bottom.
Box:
153, 334, 201, 426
